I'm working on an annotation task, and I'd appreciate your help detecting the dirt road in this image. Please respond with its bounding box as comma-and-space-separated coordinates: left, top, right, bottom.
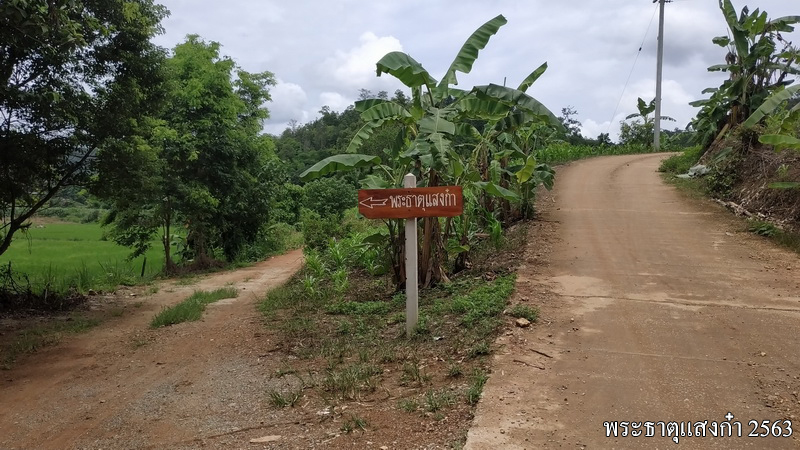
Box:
0, 250, 303, 449
467, 154, 800, 449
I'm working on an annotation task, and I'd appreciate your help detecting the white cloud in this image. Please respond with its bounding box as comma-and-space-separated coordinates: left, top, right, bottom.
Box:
324, 32, 404, 90
151, 0, 799, 138
267, 80, 308, 122
318, 92, 353, 111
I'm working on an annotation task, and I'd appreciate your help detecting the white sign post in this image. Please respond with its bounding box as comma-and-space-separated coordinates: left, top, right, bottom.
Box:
358, 174, 463, 338
404, 173, 418, 338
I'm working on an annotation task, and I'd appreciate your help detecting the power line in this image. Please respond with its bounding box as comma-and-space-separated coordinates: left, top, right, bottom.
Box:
605, 3, 660, 135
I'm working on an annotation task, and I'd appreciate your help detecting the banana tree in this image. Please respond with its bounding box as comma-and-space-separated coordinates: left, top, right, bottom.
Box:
300, 14, 562, 287
691, 0, 800, 149
744, 84, 800, 154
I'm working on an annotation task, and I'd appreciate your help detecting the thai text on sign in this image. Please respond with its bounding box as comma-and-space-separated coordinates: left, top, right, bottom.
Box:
357, 186, 463, 219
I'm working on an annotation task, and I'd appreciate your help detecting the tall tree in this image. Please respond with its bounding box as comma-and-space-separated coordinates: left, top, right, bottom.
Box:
96, 36, 276, 270
0, 0, 168, 256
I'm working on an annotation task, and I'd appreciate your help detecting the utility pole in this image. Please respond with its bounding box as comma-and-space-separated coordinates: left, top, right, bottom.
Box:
654, 0, 666, 151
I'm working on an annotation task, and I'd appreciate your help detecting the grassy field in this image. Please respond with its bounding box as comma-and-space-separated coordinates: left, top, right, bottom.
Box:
0, 222, 166, 293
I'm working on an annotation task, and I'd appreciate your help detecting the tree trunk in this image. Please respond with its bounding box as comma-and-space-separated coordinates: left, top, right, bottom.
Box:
387, 219, 406, 289
419, 169, 449, 287
163, 216, 175, 274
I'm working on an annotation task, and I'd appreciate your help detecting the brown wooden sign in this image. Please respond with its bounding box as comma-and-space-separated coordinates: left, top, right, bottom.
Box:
358, 186, 463, 219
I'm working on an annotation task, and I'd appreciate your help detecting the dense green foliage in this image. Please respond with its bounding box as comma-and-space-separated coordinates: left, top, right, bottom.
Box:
0, 0, 168, 257
95, 36, 277, 270
1, 6, 691, 306
300, 15, 566, 286
691, 0, 800, 149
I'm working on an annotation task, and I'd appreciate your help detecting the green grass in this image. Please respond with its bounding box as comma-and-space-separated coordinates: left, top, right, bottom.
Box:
424, 388, 456, 412
748, 219, 779, 237
0, 222, 167, 293
399, 398, 419, 412
150, 287, 238, 328
466, 369, 489, 405
267, 389, 302, 408
1, 315, 100, 369
449, 275, 517, 326
322, 363, 382, 400
507, 304, 539, 322
326, 300, 390, 316
340, 414, 368, 433
658, 146, 703, 174
747, 220, 800, 253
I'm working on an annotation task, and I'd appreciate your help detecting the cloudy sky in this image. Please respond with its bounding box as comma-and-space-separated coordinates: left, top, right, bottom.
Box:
151, 0, 799, 140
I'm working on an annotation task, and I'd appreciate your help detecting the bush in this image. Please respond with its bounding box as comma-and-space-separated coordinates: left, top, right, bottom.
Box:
303, 177, 357, 218
235, 222, 303, 262
301, 209, 349, 250
271, 183, 304, 225
658, 146, 703, 174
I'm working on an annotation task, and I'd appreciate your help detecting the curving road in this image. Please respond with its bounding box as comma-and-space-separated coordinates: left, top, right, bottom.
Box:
467, 153, 800, 449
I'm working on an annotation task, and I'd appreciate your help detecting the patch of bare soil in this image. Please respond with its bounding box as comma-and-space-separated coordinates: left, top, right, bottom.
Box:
242, 227, 530, 450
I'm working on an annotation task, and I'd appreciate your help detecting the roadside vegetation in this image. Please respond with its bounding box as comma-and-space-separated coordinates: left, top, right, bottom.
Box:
660, 1, 800, 254
150, 287, 239, 328
259, 219, 529, 441
251, 16, 695, 445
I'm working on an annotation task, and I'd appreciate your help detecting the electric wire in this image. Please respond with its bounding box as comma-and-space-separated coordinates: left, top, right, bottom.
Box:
605, 3, 660, 135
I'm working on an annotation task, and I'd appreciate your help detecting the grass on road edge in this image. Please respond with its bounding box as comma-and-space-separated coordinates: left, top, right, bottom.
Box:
150, 287, 238, 328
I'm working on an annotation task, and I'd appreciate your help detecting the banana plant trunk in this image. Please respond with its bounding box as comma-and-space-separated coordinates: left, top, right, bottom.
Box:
387, 219, 406, 288
419, 171, 449, 287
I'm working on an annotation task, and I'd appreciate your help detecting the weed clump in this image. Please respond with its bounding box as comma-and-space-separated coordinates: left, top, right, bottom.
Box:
150, 287, 238, 328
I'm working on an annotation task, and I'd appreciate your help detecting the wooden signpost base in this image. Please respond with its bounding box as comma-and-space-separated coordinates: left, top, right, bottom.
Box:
358, 174, 463, 338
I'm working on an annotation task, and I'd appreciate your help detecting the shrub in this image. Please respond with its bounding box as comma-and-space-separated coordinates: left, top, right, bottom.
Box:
301, 209, 348, 250
271, 183, 304, 225
658, 146, 703, 174
302, 177, 357, 218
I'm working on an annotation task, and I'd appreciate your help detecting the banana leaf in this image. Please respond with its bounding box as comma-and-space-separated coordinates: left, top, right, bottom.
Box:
376, 51, 437, 89
419, 108, 456, 135
759, 134, 800, 150
517, 62, 548, 93
300, 154, 381, 182
472, 84, 563, 131
359, 101, 412, 122
438, 15, 507, 90
743, 84, 800, 128
473, 181, 520, 202
345, 120, 386, 154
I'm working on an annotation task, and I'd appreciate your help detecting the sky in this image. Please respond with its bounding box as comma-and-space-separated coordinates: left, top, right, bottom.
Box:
150, 0, 799, 140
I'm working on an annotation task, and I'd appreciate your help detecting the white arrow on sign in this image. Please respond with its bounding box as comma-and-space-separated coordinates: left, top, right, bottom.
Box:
358, 196, 388, 209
